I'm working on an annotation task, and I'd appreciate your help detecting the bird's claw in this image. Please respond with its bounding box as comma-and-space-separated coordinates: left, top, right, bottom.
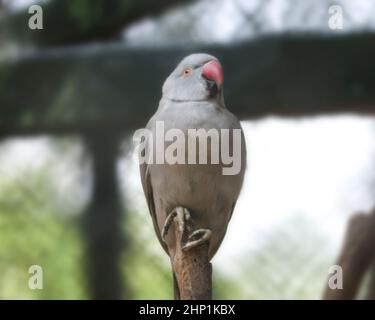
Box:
162, 206, 211, 250
162, 207, 190, 241
182, 229, 212, 251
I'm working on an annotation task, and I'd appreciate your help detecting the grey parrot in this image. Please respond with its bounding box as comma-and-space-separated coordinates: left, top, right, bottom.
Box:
139, 53, 246, 296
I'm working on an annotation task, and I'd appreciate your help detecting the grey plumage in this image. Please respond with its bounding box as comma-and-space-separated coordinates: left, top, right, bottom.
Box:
140, 53, 246, 260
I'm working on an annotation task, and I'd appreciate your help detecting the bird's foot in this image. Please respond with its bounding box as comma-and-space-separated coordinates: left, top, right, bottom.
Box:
162, 206, 211, 250
182, 229, 212, 251
162, 206, 191, 241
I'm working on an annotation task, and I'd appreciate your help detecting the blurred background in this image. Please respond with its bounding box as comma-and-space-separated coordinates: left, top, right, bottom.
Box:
0, 0, 375, 299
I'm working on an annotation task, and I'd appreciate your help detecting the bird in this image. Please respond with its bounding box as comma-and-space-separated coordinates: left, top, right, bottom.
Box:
139, 53, 246, 297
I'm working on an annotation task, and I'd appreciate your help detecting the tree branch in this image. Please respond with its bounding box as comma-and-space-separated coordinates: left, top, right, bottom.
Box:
323, 210, 375, 299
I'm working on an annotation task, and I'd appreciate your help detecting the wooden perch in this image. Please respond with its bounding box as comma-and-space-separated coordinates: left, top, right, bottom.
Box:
170, 208, 212, 300
323, 210, 375, 299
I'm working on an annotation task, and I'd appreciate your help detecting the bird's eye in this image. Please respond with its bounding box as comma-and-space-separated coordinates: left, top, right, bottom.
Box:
183, 68, 193, 77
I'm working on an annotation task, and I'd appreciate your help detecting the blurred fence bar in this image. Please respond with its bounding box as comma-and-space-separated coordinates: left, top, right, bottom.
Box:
83, 132, 124, 299
1, 33, 375, 137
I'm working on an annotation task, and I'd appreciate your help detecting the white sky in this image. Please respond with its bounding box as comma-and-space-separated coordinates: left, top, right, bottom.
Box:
218, 116, 375, 267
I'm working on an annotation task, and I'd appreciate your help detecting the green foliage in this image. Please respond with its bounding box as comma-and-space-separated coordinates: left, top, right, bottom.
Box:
0, 144, 88, 299
0, 206, 87, 299
121, 209, 173, 299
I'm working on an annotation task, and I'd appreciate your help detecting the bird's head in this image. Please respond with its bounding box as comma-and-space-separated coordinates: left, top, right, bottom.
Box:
162, 53, 225, 105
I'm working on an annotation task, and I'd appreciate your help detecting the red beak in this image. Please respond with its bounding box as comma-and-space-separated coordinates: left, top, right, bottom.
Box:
202, 60, 224, 85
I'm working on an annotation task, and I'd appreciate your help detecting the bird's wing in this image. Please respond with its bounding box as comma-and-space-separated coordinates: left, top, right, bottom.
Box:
140, 161, 169, 255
